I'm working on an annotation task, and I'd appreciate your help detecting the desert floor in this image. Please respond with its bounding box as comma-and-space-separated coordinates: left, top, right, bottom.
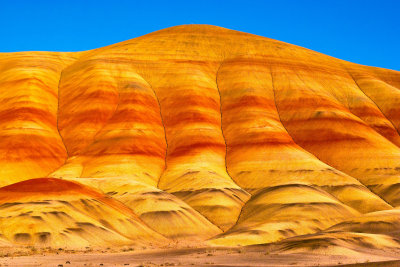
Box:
0, 246, 399, 267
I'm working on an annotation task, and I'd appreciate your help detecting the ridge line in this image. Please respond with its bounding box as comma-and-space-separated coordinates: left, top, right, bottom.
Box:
215, 60, 250, 195
46, 57, 83, 177
56, 69, 69, 158
44, 67, 70, 177
344, 65, 400, 143
268, 65, 317, 157
142, 79, 168, 189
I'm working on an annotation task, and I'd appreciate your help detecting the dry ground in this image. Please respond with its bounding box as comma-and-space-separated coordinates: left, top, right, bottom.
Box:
0, 246, 399, 267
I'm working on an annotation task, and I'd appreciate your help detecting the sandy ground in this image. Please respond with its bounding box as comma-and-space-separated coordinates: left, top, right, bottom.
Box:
0, 246, 399, 267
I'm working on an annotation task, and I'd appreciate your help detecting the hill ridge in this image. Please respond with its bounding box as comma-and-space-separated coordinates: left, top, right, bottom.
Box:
0, 25, 399, 250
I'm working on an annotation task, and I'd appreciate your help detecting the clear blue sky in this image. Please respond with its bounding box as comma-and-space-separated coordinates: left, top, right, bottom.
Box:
1, 0, 399, 71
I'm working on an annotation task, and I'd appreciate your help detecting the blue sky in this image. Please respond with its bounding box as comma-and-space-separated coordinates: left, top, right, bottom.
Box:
1, 0, 399, 70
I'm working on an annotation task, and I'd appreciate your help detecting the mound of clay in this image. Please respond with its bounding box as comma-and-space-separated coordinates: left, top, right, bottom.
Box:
0, 178, 165, 248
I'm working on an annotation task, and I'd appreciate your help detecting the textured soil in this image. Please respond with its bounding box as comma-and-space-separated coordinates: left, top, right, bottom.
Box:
0, 246, 399, 266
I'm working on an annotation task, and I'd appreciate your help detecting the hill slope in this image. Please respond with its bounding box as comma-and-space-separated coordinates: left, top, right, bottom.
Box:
0, 25, 399, 251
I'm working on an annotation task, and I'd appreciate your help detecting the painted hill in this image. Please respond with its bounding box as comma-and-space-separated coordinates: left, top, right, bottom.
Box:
0, 25, 399, 252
